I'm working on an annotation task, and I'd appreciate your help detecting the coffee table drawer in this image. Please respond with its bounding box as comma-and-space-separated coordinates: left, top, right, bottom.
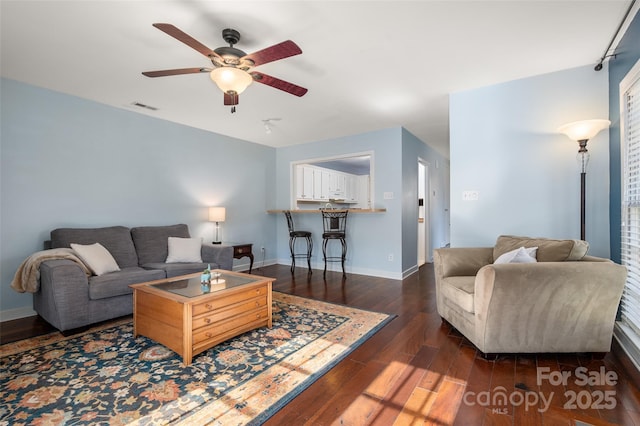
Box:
192, 286, 268, 316
192, 296, 268, 330
192, 307, 269, 345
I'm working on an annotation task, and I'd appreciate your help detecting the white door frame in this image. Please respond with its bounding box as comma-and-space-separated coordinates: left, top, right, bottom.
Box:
418, 159, 431, 265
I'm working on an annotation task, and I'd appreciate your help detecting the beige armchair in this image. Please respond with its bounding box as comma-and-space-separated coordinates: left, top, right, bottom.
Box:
433, 236, 627, 354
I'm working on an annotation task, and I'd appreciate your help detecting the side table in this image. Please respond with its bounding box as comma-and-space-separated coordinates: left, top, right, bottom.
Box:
228, 243, 254, 273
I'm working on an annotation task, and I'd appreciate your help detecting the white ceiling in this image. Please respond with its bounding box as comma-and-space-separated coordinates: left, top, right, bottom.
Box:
1, 1, 634, 157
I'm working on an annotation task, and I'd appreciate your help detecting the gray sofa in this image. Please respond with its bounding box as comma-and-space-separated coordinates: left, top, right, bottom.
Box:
34, 224, 233, 331
433, 235, 627, 354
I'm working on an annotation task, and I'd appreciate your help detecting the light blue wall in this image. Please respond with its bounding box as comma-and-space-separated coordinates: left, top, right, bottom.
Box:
274, 128, 404, 278
608, 11, 640, 264
274, 127, 450, 279
1, 78, 277, 319
449, 65, 610, 257
401, 128, 450, 274
1, 78, 451, 319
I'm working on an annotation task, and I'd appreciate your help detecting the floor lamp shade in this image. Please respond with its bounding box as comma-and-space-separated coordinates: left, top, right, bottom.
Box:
557, 119, 610, 241
557, 119, 611, 142
208, 207, 226, 244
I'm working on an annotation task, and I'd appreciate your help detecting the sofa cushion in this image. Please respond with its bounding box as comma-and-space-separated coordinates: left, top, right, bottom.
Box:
70, 242, 121, 276
494, 247, 537, 264
51, 226, 139, 268
141, 262, 217, 278
494, 235, 589, 262
166, 237, 203, 263
131, 224, 191, 265
441, 276, 475, 314
88, 267, 165, 300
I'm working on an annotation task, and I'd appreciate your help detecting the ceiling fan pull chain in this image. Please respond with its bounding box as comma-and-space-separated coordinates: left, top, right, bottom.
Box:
231, 106, 236, 113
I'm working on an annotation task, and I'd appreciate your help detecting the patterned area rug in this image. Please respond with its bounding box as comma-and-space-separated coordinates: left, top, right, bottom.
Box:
0, 292, 393, 425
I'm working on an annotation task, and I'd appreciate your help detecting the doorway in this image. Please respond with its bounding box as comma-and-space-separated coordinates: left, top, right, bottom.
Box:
418, 159, 430, 265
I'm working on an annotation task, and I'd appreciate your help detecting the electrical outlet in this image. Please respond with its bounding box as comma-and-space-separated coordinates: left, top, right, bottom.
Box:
388, 254, 394, 261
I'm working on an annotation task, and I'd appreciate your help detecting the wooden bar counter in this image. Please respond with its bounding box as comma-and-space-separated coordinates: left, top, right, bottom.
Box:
266, 208, 386, 214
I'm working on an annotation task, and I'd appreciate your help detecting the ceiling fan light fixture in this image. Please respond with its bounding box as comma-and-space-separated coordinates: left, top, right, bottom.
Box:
210, 67, 253, 94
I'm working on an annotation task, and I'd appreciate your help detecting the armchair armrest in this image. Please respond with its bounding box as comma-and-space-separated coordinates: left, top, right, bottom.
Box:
581, 255, 611, 262
473, 261, 627, 353
433, 247, 494, 319
34, 259, 91, 331
434, 247, 493, 278
201, 244, 234, 271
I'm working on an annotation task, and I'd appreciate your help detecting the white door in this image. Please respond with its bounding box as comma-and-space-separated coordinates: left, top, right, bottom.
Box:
418, 160, 429, 266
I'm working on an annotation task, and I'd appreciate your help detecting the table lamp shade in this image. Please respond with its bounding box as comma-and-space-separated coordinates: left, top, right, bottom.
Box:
209, 207, 226, 222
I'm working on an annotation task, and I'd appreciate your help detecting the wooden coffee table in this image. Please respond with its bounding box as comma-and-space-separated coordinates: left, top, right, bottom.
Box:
130, 270, 274, 366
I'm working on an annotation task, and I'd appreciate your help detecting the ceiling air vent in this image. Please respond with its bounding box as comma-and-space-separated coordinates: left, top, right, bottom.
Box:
131, 101, 158, 111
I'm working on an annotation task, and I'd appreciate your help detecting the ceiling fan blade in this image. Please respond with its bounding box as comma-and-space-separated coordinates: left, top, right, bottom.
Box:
242, 40, 302, 67
142, 67, 211, 77
224, 92, 239, 106
152, 23, 221, 59
250, 72, 308, 97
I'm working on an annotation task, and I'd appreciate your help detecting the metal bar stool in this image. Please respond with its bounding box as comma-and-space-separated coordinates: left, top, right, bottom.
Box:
321, 210, 348, 277
284, 211, 313, 273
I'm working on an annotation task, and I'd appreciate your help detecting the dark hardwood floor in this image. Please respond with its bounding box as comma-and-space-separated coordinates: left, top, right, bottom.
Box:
2, 263, 639, 425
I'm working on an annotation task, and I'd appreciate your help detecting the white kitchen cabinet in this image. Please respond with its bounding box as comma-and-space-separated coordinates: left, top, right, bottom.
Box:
297, 166, 315, 200
345, 175, 358, 202
312, 169, 330, 201
329, 173, 346, 199
355, 175, 370, 208
295, 165, 365, 205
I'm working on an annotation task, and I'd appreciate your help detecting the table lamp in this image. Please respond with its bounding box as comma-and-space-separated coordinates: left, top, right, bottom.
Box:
209, 207, 226, 244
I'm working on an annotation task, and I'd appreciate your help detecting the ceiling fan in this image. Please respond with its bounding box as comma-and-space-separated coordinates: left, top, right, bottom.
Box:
142, 23, 308, 112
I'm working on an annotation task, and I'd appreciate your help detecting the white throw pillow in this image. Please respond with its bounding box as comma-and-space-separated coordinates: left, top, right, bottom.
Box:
70, 242, 121, 276
166, 237, 203, 263
494, 246, 538, 264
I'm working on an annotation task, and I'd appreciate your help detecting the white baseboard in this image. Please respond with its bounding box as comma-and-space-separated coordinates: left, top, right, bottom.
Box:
276, 257, 405, 280
1, 306, 37, 322
614, 323, 640, 372
233, 258, 278, 272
